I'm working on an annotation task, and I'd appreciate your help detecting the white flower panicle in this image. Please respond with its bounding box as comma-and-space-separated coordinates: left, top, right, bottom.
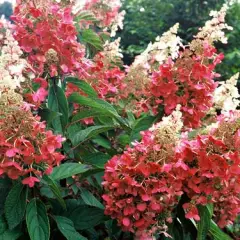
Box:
72, 0, 87, 14
132, 23, 182, 68
213, 73, 240, 112
110, 10, 126, 37
0, 20, 26, 93
103, 37, 123, 59
154, 23, 182, 62
151, 105, 183, 134
195, 4, 233, 44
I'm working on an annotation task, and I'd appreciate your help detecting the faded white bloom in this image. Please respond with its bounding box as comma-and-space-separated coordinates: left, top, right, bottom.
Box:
103, 37, 123, 59
0, 20, 26, 93
72, 0, 87, 14
213, 73, 240, 112
151, 105, 183, 134
110, 10, 126, 37
204, 121, 219, 133
195, 4, 232, 44
132, 23, 182, 68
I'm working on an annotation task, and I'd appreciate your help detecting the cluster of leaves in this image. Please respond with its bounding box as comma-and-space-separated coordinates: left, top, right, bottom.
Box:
0, 1, 12, 20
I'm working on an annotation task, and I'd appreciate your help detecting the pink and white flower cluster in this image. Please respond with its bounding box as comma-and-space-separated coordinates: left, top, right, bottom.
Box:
103, 108, 240, 238
0, 19, 26, 93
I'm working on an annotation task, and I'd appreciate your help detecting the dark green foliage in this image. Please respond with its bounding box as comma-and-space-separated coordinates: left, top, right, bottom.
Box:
217, 1, 240, 79
0, 2, 12, 21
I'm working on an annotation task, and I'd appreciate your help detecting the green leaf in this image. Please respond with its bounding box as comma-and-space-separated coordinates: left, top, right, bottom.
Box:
72, 125, 115, 146
105, 220, 122, 240
75, 10, 97, 22
68, 94, 117, 117
51, 163, 91, 181
80, 189, 104, 209
38, 108, 62, 125
5, 182, 28, 230
176, 194, 197, 239
197, 205, 212, 240
68, 93, 130, 129
54, 216, 87, 240
0, 216, 22, 240
82, 152, 110, 169
206, 203, 214, 216
209, 220, 232, 240
130, 115, 156, 142
167, 219, 184, 240
0, 178, 11, 215
84, 228, 100, 240
65, 77, 97, 97
41, 175, 66, 209
69, 206, 105, 230
0, 216, 7, 235
48, 85, 69, 134
92, 135, 111, 149
65, 199, 86, 217
81, 29, 103, 50
79, 169, 104, 181
26, 199, 50, 240
71, 109, 107, 123
40, 185, 54, 199
126, 111, 136, 127
117, 134, 131, 146
97, 116, 116, 126
0, 229, 22, 240
67, 123, 82, 143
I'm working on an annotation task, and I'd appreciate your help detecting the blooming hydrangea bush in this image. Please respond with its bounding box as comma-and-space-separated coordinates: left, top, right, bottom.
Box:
0, 1, 240, 240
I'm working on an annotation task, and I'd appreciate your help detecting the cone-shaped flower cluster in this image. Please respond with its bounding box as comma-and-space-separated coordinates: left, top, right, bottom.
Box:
149, 42, 222, 128
103, 107, 184, 238
178, 111, 240, 227
12, 0, 89, 78
85, 38, 126, 103
0, 90, 65, 187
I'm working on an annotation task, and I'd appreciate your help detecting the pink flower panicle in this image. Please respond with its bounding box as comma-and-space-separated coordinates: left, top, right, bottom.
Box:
12, 1, 90, 78
0, 90, 65, 187
86, 52, 126, 102
177, 111, 240, 227
102, 108, 184, 238
148, 44, 222, 128
103, 107, 240, 237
